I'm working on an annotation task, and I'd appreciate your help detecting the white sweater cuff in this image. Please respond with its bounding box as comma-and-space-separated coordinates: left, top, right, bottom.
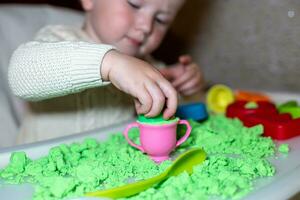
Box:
70, 42, 115, 92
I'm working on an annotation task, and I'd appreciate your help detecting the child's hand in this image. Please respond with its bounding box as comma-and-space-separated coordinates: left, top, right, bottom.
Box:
159, 55, 205, 96
102, 50, 178, 119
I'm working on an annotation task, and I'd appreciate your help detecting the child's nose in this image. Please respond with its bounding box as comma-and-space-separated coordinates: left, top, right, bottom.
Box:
136, 14, 153, 35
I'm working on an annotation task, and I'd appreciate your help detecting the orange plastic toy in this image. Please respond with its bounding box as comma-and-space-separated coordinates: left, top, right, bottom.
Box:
235, 90, 271, 102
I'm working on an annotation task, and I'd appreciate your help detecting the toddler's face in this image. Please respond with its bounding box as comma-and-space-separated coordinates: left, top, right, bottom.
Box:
81, 0, 184, 57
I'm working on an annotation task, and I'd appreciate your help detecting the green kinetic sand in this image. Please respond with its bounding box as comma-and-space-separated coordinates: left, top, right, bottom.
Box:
244, 101, 258, 109
0, 115, 281, 200
278, 144, 289, 154
137, 114, 179, 125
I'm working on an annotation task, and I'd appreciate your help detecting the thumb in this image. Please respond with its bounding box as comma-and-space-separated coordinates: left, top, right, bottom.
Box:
179, 55, 192, 66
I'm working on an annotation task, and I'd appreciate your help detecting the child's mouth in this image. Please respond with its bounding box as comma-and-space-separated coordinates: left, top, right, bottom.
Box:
126, 36, 143, 47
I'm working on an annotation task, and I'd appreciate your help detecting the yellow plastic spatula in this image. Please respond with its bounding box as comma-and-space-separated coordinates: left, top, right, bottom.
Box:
85, 148, 206, 199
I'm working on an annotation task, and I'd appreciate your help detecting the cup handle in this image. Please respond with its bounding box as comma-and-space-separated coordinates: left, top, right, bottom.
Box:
176, 120, 192, 147
123, 122, 145, 152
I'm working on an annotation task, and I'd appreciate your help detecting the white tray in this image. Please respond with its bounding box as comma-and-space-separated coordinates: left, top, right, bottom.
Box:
1, 92, 300, 200
0, 121, 130, 200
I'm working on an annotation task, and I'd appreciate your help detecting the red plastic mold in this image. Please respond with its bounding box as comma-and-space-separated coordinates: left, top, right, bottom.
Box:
226, 101, 300, 140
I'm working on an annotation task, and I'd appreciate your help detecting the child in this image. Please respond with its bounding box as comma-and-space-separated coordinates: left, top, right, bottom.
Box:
8, 0, 204, 144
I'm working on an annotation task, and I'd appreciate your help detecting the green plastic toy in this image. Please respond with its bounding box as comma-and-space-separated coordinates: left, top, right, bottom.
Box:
278, 100, 300, 119
85, 148, 206, 199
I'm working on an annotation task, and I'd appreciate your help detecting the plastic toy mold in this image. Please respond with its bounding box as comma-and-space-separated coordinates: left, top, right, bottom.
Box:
278, 101, 300, 119
176, 103, 208, 122
226, 101, 300, 140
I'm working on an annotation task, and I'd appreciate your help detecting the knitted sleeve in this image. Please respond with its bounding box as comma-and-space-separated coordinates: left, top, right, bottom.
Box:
8, 26, 115, 101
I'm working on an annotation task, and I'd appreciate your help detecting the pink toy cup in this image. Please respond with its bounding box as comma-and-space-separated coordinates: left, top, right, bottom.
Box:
123, 119, 191, 163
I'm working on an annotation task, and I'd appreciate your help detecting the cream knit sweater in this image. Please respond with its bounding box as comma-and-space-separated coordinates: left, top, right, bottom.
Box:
9, 25, 141, 144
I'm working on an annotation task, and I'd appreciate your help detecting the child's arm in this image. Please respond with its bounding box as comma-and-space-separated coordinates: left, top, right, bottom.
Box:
8, 41, 114, 101
8, 26, 177, 118
9, 25, 116, 101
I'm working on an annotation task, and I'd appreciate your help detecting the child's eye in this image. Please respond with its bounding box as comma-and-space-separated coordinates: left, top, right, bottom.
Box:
127, 0, 141, 9
155, 18, 168, 25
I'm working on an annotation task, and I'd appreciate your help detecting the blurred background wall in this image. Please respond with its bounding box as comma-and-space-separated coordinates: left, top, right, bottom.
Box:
155, 0, 300, 92
1, 0, 299, 92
